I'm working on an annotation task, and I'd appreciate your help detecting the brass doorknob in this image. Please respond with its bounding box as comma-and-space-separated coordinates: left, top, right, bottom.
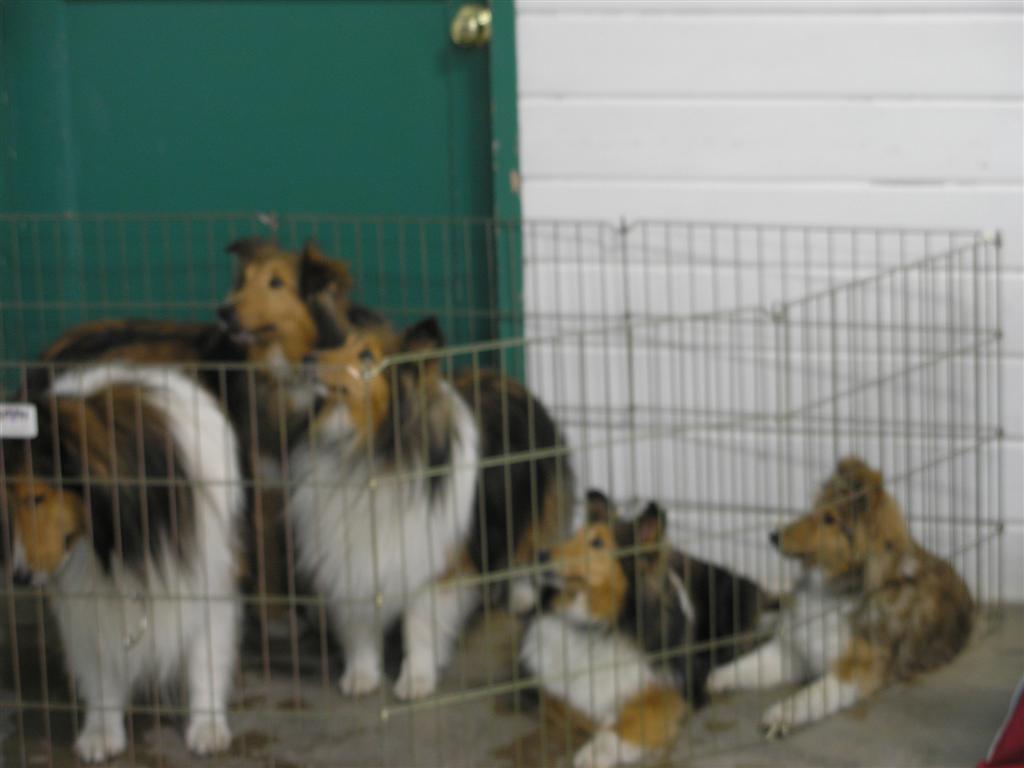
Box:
451, 4, 492, 48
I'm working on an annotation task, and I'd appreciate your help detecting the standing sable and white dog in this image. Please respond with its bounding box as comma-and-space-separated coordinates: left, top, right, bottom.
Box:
7, 365, 243, 763
291, 316, 571, 701
707, 457, 973, 736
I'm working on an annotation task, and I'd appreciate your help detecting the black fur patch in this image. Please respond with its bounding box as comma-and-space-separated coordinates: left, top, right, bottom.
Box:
309, 300, 348, 350
345, 304, 386, 330
458, 372, 570, 583
11, 387, 195, 574
610, 506, 767, 708
670, 552, 766, 706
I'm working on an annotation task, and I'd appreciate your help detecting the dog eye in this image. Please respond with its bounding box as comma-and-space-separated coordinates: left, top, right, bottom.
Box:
823, 512, 836, 525
33, 494, 45, 505
269, 276, 284, 289
359, 349, 374, 365
589, 535, 604, 549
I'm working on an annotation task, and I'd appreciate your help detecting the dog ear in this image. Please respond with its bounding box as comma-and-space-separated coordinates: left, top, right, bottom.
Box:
635, 502, 667, 548
400, 317, 444, 354
299, 240, 354, 298
585, 489, 615, 524
397, 317, 444, 380
225, 236, 274, 262
836, 456, 884, 505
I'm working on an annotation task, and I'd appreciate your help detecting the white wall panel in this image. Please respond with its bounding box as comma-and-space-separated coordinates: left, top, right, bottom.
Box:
520, 102, 1021, 182
519, 17, 1023, 98
516, 1, 1023, 599
518, 2, 1024, 15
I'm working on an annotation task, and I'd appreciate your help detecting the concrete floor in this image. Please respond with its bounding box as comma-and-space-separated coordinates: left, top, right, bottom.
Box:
2, 604, 1020, 767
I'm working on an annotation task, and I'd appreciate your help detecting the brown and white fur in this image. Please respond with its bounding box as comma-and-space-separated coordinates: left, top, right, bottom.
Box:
289, 317, 571, 700
520, 492, 771, 768
38, 237, 372, 445
707, 457, 974, 737
4, 365, 244, 762
35, 238, 379, 614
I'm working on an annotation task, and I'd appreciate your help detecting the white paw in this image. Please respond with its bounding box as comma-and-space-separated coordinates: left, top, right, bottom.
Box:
393, 660, 437, 701
760, 703, 791, 740
706, 666, 734, 695
573, 731, 642, 768
339, 663, 381, 697
509, 579, 537, 615
186, 714, 232, 755
75, 722, 127, 764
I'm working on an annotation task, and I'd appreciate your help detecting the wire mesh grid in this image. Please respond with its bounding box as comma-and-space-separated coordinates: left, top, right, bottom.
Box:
0, 214, 1003, 767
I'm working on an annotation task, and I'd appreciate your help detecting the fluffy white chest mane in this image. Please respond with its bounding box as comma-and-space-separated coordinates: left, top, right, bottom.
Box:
290, 379, 480, 621
782, 570, 859, 676
521, 614, 667, 726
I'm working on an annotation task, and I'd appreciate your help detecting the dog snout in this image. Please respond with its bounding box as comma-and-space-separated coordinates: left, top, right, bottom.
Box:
216, 304, 237, 328
769, 530, 780, 548
12, 566, 32, 587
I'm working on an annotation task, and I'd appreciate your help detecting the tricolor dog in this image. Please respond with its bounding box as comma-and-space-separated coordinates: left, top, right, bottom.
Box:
290, 316, 572, 700
5, 365, 244, 762
521, 491, 771, 768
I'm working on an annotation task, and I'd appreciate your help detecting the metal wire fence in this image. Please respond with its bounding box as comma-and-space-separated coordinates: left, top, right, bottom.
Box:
0, 214, 1003, 767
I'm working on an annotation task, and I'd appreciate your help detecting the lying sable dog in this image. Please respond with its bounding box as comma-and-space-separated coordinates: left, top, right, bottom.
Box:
708, 457, 974, 737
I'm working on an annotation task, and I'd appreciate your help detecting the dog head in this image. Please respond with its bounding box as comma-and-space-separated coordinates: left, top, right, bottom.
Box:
217, 238, 354, 364
771, 456, 909, 583
536, 490, 672, 629
7, 476, 85, 587
308, 316, 446, 446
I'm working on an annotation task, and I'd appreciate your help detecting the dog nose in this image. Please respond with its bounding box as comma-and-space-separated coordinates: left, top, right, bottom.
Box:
537, 550, 550, 565
216, 304, 236, 326
12, 567, 32, 587
769, 530, 780, 548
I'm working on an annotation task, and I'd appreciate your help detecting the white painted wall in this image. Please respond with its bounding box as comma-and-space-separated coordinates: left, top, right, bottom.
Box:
515, 0, 1023, 600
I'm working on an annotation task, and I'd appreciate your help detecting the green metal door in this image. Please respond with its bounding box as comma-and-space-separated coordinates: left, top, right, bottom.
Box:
0, 0, 522, 367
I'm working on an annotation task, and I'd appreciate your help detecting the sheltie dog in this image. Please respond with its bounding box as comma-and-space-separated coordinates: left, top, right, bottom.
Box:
707, 457, 974, 737
520, 491, 771, 768
4, 365, 244, 762
38, 237, 371, 436
290, 316, 572, 700
36, 237, 380, 618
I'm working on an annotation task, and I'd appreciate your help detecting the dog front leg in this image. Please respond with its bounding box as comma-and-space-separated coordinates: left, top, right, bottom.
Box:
759, 671, 860, 737
185, 599, 238, 755
706, 638, 802, 694
74, 668, 129, 764
395, 573, 479, 701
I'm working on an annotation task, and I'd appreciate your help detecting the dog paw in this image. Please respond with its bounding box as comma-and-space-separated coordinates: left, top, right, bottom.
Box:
339, 663, 381, 697
573, 731, 643, 768
573, 741, 615, 768
394, 661, 437, 701
760, 704, 791, 740
508, 579, 537, 615
75, 722, 127, 764
706, 667, 734, 695
186, 715, 232, 755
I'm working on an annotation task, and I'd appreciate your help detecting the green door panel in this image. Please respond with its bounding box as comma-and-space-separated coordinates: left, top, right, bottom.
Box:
4, 0, 492, 216
1, 1, 523, 382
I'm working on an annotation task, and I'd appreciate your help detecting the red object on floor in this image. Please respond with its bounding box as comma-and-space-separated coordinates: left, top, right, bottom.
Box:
981, 677, 1024, 768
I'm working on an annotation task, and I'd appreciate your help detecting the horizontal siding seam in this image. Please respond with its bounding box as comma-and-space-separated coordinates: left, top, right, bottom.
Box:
521, 175, 1024, 187
520, 95, 1024, 105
